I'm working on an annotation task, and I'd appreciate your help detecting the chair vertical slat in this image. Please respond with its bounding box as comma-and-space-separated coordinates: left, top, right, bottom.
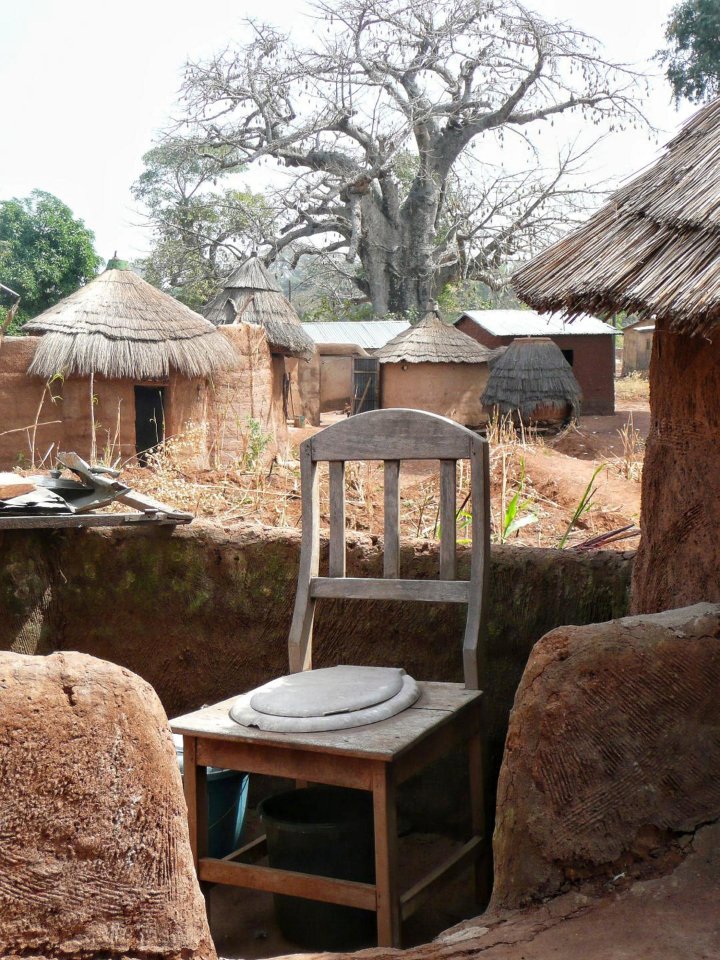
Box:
384, 460, 400, 578
288, 441, 320, 673
328, 461, 346, 577
462, 440, 490, 691
439, 459, 457, 580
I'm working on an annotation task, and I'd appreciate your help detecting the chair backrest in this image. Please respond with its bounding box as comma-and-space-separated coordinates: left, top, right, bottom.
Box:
287, 409, 490, 689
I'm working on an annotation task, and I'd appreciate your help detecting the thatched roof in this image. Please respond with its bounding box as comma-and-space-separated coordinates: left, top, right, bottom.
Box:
204, 256, 314, 361
481, 337, 582, 419
25, 262, 230, 380
513, 98, 720, 338
377, 307, 494, 364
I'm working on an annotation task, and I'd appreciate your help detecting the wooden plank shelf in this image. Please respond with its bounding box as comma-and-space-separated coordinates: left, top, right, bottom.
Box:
0, 512, 191, 530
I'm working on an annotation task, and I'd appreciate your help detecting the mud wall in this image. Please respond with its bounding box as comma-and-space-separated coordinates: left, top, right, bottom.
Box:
203, 325, 289, 464
632, 320, 720, 612
381, 362, 490, 426
320, 354, 353, 411
0, 328, 288, 468
0, 521, 632, 801
296, 351, 321, 425
0, 337, 56, 465
621, 326, 653, 376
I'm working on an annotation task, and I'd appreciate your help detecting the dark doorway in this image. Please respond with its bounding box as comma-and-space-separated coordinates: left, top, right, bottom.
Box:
134, 386, 165, 464
351, 358, 379, 415
561, 348, 574, 367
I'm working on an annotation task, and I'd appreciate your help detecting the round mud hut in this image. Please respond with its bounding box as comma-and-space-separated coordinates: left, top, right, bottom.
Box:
21, 257, 231, 464
481, 337, 581, 425
376, 304, 497, 426
203, 255, 315, 425
513, 96, 720, 614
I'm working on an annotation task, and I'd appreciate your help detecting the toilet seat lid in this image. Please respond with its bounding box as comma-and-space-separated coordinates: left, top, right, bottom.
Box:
230, 673, 420, 732
249, 665, 405, 718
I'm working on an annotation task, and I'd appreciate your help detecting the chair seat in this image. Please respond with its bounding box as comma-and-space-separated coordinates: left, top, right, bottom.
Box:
171, 681, 481, 764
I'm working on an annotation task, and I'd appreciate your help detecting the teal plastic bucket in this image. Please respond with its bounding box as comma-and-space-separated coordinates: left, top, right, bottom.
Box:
174, 734, 249, 858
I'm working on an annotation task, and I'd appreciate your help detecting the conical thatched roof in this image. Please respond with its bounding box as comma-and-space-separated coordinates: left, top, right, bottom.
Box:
514, 98, 720, 338
481, 338, 582, 419
25, 262, 231, 380
203, 256, 314, 361
377, 306, 495, 364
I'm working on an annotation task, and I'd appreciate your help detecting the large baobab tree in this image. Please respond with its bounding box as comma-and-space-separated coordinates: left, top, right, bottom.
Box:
167, 0, 644, 315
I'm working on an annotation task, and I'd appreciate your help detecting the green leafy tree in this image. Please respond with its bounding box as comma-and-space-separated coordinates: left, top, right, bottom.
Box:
659, 0, 720, 103
132, 140, 274, 309
0, 190, 101, 327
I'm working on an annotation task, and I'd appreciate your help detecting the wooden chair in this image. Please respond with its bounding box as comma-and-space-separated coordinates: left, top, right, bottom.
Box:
171, 408, 490, 947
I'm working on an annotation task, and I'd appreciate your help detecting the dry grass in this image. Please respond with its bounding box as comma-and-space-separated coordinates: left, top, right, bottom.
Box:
26, 411, 637, 552
604, 414, 645, 482
615, 372, 649, 403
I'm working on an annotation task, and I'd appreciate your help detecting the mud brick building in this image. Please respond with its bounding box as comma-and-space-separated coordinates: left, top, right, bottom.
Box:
456, 309, 617, 415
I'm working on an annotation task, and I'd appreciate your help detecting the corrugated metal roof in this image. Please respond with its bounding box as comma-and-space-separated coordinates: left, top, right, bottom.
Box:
301, 320, 410, 349
458, 309, 617, 337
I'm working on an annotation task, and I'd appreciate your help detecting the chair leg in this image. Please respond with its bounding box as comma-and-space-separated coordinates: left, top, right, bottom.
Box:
372, 763, 401, 948
182, 736, 212, 917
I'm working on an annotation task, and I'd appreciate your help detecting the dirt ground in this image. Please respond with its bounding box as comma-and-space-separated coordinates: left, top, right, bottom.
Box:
75, 376, 648, 553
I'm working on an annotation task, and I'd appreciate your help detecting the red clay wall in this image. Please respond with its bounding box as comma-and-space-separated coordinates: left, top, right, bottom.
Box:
631, 320, 720, 613
0, 338, 57, 466
0, 330, 285, 468
207, 325, 289, 464
456, 318, 615, 415
296, 351, 321, 425
381, 361, 490, 425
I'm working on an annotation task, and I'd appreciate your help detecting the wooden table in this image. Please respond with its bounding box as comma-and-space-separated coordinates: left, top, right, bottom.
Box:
171, 681, 485, 948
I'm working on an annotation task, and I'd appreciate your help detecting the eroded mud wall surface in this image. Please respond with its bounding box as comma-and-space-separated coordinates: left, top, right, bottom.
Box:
493, 603, 720, 908
0, 523, 632, 790
632, 320, 720, 612
0, 650, 216, 960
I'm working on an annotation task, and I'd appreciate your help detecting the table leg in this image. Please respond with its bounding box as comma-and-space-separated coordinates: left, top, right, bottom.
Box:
372, 763, 401, 948
183, 736, 211, 918
468, 730, 490, 906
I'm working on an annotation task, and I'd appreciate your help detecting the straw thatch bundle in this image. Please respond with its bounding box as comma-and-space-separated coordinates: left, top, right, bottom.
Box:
481, 338, 582, 420
25, 264, 230, 380
514, 98, 720, 337
377, 308, 494, 364
204, 257, 314, 361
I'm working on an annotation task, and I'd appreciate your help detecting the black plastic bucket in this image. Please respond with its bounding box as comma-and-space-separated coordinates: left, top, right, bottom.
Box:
259, 786, 375, 950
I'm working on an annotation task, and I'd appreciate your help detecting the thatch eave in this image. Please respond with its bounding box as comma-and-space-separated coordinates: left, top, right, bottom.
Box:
24, 268, 233, 381
514, 97, 720, 338
377, 312, 494, 365
203, 258, 315, 361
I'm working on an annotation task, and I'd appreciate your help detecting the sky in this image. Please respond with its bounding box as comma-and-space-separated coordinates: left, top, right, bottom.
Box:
0, 0, 695, 265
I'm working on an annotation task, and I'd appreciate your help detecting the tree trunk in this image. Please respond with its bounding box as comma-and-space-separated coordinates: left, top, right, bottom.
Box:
356, 172, 445, 317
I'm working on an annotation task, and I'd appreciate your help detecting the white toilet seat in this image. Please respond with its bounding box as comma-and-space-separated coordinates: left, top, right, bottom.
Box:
229, 665, 420, 733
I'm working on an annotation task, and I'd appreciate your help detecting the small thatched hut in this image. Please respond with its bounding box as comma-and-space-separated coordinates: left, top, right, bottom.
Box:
204, 256, 314, 361
481, 337, 581, 424
513, 97, 720, 614
16, 258, 230, 463
376, 305, 497, 426
204, 256, 315, 424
